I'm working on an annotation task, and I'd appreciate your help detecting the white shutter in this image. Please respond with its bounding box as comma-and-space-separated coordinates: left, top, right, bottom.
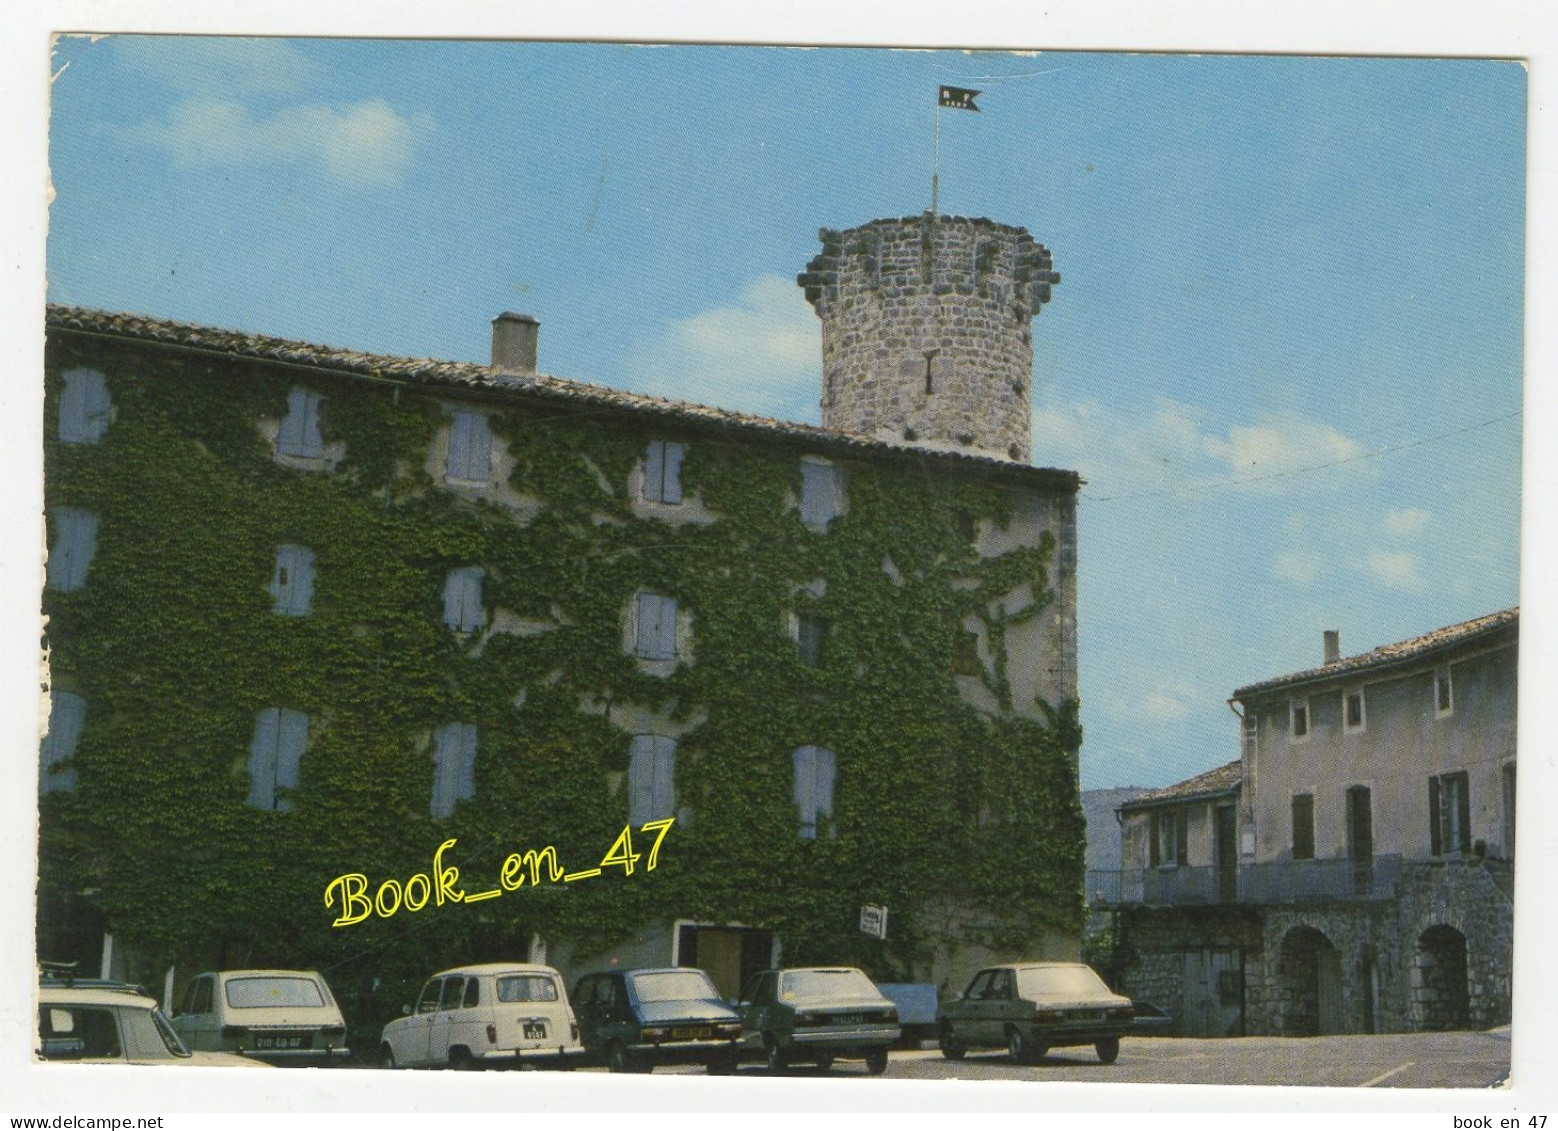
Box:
653, 736, 676, 820
41, 691, 86, 793
277, 387, 326, 457
271, 545, 315, 616
60, 369, 110, 445
431, 724, 456, 818
247, 708, 282, 810
815, 747, 837, 828
629, 735, 656, 824
635, 593, 657, 658
800, 461, 838, 526
793, 746, 817, 838
656, 597, 678, 660
48, 508, 99, 593
643, 442, 665, 502
273, 709, 308, 812
301, 391, 325, 455
463, 569, 486, 631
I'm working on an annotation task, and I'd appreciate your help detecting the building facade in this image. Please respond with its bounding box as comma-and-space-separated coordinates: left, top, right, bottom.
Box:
1088, 611, 1517, 1037
38, 212, 1084, 1030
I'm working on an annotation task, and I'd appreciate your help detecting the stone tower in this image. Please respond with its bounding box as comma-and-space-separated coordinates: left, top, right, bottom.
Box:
798, 214, 1059, 462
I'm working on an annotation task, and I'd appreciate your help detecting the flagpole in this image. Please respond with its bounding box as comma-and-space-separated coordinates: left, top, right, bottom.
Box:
932, 98, 941, 216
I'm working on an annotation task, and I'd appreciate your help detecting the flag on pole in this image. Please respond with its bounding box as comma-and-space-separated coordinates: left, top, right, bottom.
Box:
938, 86, 981, 112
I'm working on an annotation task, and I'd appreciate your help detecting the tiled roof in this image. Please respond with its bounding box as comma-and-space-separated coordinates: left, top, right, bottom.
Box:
1233, 607, 1519, 699
45, 304, 1082, 491
1119, 760, 1242, 810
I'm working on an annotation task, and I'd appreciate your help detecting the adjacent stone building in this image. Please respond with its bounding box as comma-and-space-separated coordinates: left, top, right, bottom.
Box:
1088, 610, 1517, 1036
38, 211, 1085, 1030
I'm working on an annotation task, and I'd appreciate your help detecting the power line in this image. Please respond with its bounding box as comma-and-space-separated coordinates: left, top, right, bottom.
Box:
1083, 410, 1521, 504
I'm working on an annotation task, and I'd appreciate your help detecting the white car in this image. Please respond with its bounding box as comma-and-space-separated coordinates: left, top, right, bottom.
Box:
38, 981, 268, 1067
379, 963, 583, 1069
171, 969, 351, 1064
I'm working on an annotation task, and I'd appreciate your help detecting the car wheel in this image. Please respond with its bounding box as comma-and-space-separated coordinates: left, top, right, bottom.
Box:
706, 1053, 738, 1076
1095, 1037, 1121, 1065
448, 1047, 481, 1071
938, 1022, 967, 1061
763, 1034, 788, 1075
380, 1044, 397, 1070
813, 1051, 835, 1072
1007, 1026, 1031, 1065
607, 1041, 641, 1074
864, 1047, 889, 1076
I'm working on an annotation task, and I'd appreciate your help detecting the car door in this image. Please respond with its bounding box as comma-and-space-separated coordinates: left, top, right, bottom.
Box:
394, 977, 443, 1067
953, 970, 993, 1046
985, 968, 1018, 1041
174, 975, 217, 1051
428, 975, 467, 1065
738, 971, 776, 1050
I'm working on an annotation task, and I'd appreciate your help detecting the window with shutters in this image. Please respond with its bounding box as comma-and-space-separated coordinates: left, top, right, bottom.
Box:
47, 508, 99, 593
247, 708, 308, 812
797, 614, 827, 669
443, 567, 486, 632
58, 368, 112, 445
1149, 808, 1185, 868
431, 723, 478, 819
642, 441, 685, 504
40, 690, 85, 794
633, 592, 679, 661
269, 544, 316, 616
1435, 665, 1454, 717
792, 745, 837, 839
1291, 793, 1315, 860
1288, 697, 1310, 743
1344, 688, 1366, 733
445, 411, 493, 485
628, 735, 676, 825
1429, 770, 1471, 856
276, 387, 325, 459
799, 459, 843, 528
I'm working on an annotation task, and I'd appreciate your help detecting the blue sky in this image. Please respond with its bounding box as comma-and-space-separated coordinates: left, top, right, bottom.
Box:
45, 38, 1526, 791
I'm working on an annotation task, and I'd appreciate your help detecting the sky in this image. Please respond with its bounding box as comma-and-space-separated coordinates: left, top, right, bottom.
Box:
42, 38, 1527, 791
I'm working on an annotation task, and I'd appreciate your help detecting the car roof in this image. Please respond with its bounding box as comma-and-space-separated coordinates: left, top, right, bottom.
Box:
775, 967, 867, 975
428, 963, 560, 978
195, 969, 327, 979
39, 986, 157, 1009
992, 962, 1094, 970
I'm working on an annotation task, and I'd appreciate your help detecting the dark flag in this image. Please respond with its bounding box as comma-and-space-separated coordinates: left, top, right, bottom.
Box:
938, 86, 981, 112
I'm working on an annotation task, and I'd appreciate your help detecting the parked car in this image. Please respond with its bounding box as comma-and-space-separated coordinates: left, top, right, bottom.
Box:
937, 962, 1133, 1064
736, 967, 899, 1074
573, 967, 742, 1074
379, 963, 582, 1070
171, 969, 350, 1065
38, 974, 268, 1067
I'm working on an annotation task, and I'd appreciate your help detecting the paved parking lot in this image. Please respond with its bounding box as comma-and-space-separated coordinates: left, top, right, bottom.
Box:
624, 1029, 1511, 1089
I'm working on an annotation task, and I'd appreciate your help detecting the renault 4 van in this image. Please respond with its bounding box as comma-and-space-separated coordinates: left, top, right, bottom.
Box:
379, 963, 582, 1069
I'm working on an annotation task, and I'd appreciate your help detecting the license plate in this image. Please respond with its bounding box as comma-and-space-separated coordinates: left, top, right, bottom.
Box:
670, 1026, 711, 1040
830, 1014, 864, 1026
522, 1021, 547, 1040
254, 1033, 311, 1050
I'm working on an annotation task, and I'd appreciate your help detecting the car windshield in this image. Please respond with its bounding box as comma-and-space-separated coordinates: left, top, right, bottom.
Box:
225, 976, 326, 1008
780, 969, 876, 999
149, 1007, 192, 1057
1016, 966, 1111, 1000
631, 971, 719, 1002
497, 975, 558, 1003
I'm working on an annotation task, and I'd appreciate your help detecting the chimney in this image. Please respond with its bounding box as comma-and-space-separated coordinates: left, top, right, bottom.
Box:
491, 312, 539, 376
1323, 630, 1341, 665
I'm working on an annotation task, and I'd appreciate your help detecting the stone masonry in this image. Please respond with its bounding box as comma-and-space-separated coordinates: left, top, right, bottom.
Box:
799, 214, 1060, 462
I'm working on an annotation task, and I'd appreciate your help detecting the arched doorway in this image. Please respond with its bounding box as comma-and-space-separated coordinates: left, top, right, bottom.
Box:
1414, 925, 1470, 1031
1278, 926, 1344, 1036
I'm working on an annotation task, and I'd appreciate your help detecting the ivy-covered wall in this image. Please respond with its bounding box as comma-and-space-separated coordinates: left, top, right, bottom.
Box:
39, 330, 1084, 1028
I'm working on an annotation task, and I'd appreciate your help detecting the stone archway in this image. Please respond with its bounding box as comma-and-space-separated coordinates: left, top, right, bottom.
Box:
1414, 925, 1470, 1031
1277, 926, 1344, 1036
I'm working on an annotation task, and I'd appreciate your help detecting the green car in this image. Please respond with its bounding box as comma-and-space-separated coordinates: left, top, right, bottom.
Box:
936, 962, 1133, 1065
737, 967, 899, 1075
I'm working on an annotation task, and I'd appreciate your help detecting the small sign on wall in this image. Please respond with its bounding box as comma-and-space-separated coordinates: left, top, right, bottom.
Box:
860, 904, 888, 939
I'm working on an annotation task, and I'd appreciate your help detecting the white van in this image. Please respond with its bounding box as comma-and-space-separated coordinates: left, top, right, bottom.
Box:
172, 969, 350, 1064
379, 963, 582, 1069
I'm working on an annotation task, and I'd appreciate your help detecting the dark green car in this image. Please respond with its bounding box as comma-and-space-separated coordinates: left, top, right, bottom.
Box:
936, 962, 1133, 1064
737, 967, 899, 1075
572, 968, 742, 1074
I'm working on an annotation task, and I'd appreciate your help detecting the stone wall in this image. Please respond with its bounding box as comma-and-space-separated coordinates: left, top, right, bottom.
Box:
1103, 906, 1265, 1036
799, 215, 1059, 461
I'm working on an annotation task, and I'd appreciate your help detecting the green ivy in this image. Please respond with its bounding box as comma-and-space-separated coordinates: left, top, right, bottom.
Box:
39, 339, 1085, 1024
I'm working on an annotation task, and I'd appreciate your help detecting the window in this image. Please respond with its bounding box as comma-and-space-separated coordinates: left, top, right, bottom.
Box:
1429, 770, 1471, 856
443, 567, 486, 632
431, 723, 478, 819
951, 630, 981, 677
1435, 665, 1454, 717
182, 977, 214, 1017
1344, 689, 1366, 733
247, 708, 308, 812
799, 459, 843, 527
438, 978, 466, 1011
269, 544, 316, 617
47, 508, 98, 593
58, 368, 111, 445
1346, 785, 1373, 862
38, 1006, 123, 1060
628, 734, 676, 825
792, 745, 837, 839
276, 387, 325, 458
1289, 698, 1310, 741
1149, 809, 1185, 867
40, 690, 85, 794
1291, 794, 1315, 860
634, 592, 678, 660
446, 411, 493, 484
462, 979, 481, 1008
797, 614, 827, 668
642, 441, 685, 504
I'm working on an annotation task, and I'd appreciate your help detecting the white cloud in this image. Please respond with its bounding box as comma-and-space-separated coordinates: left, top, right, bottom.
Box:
129, 98, 433, 186
1272, 549, 1321, 585
629, 274, 821, 420
1201, 412, 1366, 484
1367, 549, 1426, 590
1385, 507, 1432, 538
1143, 687, 1192, 721
112, 36, 320, 96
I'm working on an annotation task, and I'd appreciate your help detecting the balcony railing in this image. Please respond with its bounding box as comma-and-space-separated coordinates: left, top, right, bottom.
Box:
1085, 854, 1404, 908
